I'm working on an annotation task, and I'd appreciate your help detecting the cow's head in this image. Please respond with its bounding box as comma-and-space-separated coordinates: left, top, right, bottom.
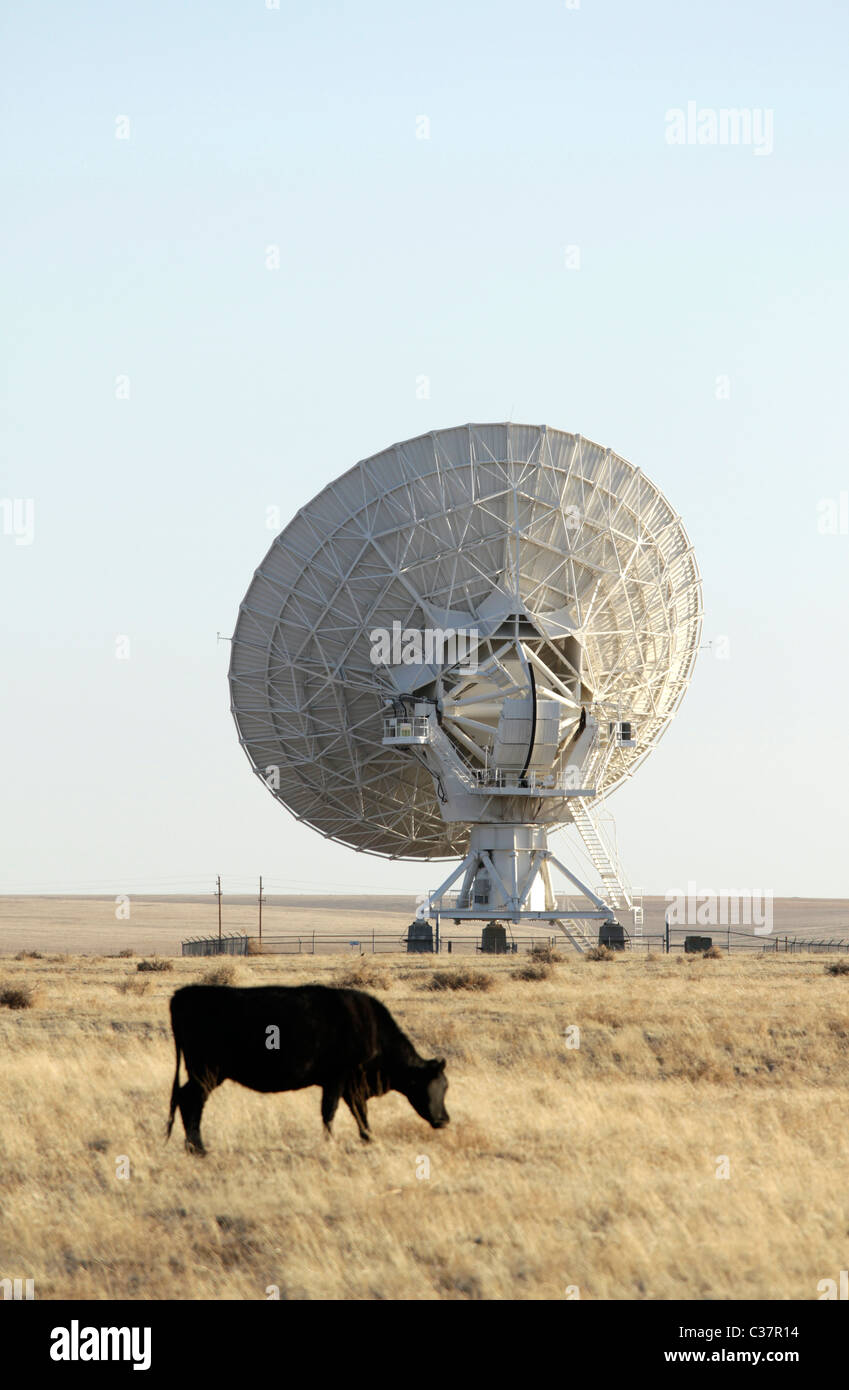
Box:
404, 1058, 449, 1128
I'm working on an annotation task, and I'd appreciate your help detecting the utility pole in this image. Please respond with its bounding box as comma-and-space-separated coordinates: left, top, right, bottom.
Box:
216, 874, 222, 944
258, 875, 264, 945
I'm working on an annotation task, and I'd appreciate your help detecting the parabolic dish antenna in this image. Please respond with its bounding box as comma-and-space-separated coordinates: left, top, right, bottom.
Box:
229, 423, 702, 949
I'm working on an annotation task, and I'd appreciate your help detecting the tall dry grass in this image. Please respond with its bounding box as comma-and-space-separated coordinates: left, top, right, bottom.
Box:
0, 950, 847, 1300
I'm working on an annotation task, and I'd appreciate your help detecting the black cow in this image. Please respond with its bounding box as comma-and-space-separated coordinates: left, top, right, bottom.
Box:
166, 983, 449, 1154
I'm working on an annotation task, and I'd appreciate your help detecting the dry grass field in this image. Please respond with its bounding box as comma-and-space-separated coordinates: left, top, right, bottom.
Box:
1, 892, 847, 956
1, 947, 848, 1300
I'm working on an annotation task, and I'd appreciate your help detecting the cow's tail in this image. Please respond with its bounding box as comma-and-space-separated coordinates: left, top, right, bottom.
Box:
166, 1027, 182, 1142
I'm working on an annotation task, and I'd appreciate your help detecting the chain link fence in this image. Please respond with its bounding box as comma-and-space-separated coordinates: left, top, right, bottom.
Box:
181, 927, 849, 957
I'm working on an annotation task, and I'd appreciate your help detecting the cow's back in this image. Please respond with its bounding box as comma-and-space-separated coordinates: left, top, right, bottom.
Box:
170, 984, 388, 1093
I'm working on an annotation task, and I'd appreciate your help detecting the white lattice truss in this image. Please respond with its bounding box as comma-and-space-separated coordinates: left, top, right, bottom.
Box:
229, 423, 703, 864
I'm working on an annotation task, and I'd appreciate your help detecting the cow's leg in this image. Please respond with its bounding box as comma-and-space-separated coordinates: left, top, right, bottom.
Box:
321, 1081, 342, 1138
178, 1078, 208, 1155
343, 1083, 371, 1143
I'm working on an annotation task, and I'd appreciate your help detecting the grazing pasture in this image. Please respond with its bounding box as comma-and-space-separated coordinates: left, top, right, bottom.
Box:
0, 951, 847, 1300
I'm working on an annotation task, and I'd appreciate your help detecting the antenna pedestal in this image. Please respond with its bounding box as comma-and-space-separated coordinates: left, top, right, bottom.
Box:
423, 822, 620, 954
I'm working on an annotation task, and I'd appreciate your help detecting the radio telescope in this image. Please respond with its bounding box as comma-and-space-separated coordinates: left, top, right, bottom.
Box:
229, 424, 702, 951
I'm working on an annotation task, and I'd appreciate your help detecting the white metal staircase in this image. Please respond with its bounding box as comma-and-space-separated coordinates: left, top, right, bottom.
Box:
569, 800, 635, 913
554, 917, 597, 953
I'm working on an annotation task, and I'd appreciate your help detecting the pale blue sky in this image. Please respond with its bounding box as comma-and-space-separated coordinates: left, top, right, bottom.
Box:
2, 1, 848, 898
